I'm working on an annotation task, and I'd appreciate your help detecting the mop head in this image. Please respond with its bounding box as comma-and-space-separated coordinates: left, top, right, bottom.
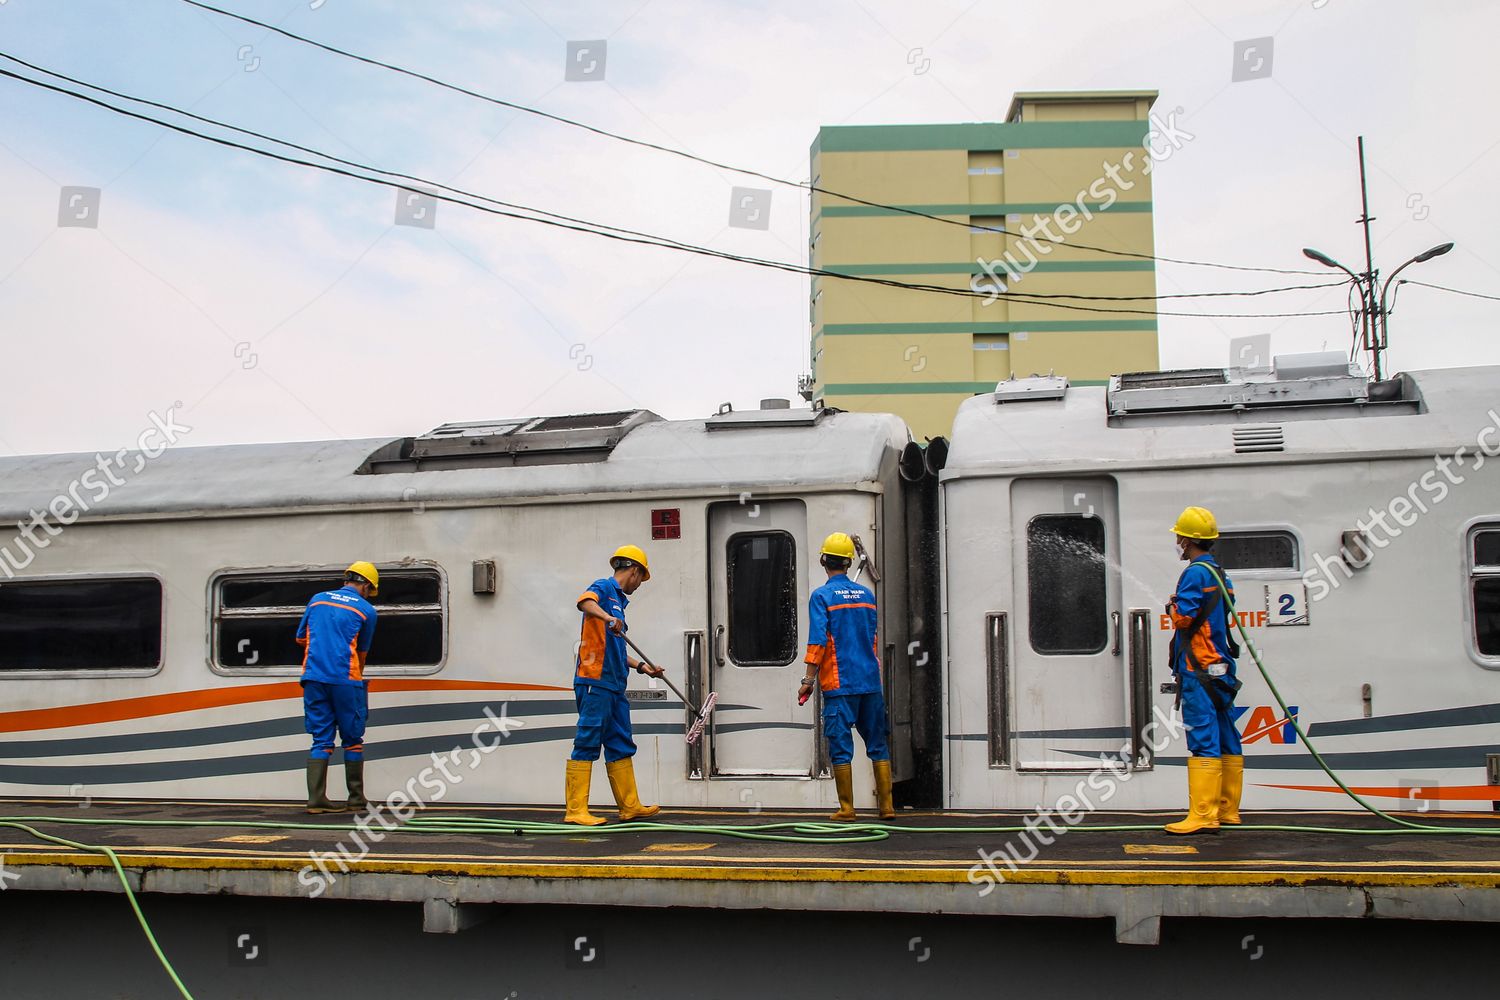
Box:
685, 691, 718, 746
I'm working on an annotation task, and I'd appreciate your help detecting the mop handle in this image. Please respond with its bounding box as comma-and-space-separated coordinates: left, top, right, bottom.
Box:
621, 632, 701, 715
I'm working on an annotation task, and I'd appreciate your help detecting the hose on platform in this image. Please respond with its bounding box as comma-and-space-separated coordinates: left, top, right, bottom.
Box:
0, 820, 195, 999
4, 574, 1499, 997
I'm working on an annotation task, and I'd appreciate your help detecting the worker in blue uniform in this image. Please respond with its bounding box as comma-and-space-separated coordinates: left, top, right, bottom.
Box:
1164, 507, 1244, 834
563, 544, 666, 826
295, 561, 379, 814
800, 532, 894, 821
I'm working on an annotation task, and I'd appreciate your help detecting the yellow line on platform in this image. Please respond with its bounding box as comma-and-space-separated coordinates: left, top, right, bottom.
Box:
7, 841, 1500, 872
6, 849, 1500, 889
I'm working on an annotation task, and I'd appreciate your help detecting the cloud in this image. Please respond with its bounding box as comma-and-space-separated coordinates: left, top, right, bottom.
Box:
1, 0, 1497, 458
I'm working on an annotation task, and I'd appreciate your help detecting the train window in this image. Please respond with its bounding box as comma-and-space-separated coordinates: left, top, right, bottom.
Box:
1475, 530, 1500, 568
1470, 527, 1500, 658
1027, 516, 1107, 655
1215, 530, 1298, 571
213, 568, 445, 675
0, 577, 162, 673
726, 531, 798, 665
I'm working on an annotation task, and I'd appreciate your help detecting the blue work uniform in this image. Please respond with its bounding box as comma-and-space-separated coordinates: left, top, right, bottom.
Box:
295, 585, 377, 761
571, 576, 638, 763
805, 574, 889, 766
1169, 555, 1242, 758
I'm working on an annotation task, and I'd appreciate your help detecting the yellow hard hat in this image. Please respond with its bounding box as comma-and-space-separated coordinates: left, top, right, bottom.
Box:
345, 560, 380, 595
611, 544, 650, 580
1171, 506, 1219, 540
820, 532, 856, 560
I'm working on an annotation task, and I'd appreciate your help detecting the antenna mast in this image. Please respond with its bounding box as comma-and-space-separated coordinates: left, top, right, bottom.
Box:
1355, 137, 1381, 379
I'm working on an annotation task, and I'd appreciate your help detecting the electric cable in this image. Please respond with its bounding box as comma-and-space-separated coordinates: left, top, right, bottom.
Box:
1398, 279, 1500, 303
177, 0, 1325, 277
0, 49, 1345, 311
0, 64, 1354, 321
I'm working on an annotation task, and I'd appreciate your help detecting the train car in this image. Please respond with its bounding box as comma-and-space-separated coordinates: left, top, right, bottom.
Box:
0, 403, 929, 812
3, 358, 1497, 814
941, 356, 1500, 812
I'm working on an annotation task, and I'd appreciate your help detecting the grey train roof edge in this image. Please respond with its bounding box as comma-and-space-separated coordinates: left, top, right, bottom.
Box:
0, 409, 910, 521
944, 365, 1500, 476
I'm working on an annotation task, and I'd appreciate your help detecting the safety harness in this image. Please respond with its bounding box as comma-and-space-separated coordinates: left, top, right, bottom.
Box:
1170, 572, 1243, 711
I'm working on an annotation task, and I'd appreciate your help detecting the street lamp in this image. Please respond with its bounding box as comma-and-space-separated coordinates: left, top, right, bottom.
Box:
1302, 246, 1373, 370
1378, 242, 1455, 378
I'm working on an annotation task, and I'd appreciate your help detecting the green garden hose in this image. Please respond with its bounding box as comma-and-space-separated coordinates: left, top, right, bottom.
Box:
0, 820, 195, 1000
4, 575, 1498, 996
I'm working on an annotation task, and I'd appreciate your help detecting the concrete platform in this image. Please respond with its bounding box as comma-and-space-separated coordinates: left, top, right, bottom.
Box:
3, 798, 1499, 945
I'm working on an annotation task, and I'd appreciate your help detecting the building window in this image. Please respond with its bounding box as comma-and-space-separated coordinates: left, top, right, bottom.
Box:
1215, 530, 1298, 571
1470, 525, 1500, 658
1027, 516, 1107, 655
213, 568, 445, 675
0, 576, 162, 673
726, 532, 797, 666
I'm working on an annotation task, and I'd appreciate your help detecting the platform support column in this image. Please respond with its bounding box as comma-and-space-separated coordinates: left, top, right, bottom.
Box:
422, 898, 493, 934
1114, 896, 1162, 945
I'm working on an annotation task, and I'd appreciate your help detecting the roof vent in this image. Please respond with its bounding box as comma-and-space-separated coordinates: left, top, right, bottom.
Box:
1233, 425, 1285, 453
357, 410, 660, 472
1108, 361, 1366, 415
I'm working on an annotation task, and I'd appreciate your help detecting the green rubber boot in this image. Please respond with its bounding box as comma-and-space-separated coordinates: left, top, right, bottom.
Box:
306, 759, 343, 814
345, 758, 368, 811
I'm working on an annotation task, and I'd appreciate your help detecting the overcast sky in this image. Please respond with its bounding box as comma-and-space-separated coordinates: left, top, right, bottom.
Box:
1, 0, 1496, 456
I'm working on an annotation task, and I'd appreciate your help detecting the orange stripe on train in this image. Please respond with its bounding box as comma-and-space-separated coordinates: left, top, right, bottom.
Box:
1260, 783, 1500, 802
0, 679, 569, 734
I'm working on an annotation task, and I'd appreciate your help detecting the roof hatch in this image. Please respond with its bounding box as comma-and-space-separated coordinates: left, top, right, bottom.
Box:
993, 374, 1069, 403
704, 400, 826, 431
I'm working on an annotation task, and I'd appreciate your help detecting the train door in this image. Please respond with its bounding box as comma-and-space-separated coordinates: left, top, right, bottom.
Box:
1009, 479, 1128, 770
706, 499, 816, 777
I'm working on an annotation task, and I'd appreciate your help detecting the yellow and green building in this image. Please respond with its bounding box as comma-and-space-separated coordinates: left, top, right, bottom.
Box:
808, 90, 1162, 439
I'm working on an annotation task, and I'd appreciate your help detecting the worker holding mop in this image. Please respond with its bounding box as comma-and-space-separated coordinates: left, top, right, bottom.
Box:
800, 532, 895, 821
563, 544, 665, 826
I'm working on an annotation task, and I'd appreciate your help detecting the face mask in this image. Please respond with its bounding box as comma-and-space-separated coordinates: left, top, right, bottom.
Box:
1177, 538, 1191, 561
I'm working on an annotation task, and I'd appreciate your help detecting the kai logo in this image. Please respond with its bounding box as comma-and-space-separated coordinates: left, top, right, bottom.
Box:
1233, 704, 1299, 744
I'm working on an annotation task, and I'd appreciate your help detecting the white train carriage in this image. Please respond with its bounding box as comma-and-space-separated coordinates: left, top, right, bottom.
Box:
3, 359, 1498, 814
0, 404, 926, 811
941, 358, 1500, 812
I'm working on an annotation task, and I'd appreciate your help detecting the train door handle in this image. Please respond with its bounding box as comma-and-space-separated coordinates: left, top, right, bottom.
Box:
714, 625, 726, 667
1111, 611, 1122, 656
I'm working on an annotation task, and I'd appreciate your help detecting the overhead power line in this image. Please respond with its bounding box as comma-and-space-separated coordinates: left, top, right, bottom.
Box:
0, 63, 1350, 320
11, 50, 1338, 307
1399, 279, 1500, 303
0, 60, 1353, 321
177, 0, 1326, 278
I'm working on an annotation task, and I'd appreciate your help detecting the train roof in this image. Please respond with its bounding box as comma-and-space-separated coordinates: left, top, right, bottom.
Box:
945, 363, 1500, 477
0, 406, 909, 520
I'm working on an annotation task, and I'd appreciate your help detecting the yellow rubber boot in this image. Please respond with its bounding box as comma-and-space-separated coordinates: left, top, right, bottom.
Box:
1219, 754, 1244, 825
829, 763, 857, 821
563, 759, 608, 826
872, 760, 896, 819
606, 758, 660, 820
1164, 757, 1223, 835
